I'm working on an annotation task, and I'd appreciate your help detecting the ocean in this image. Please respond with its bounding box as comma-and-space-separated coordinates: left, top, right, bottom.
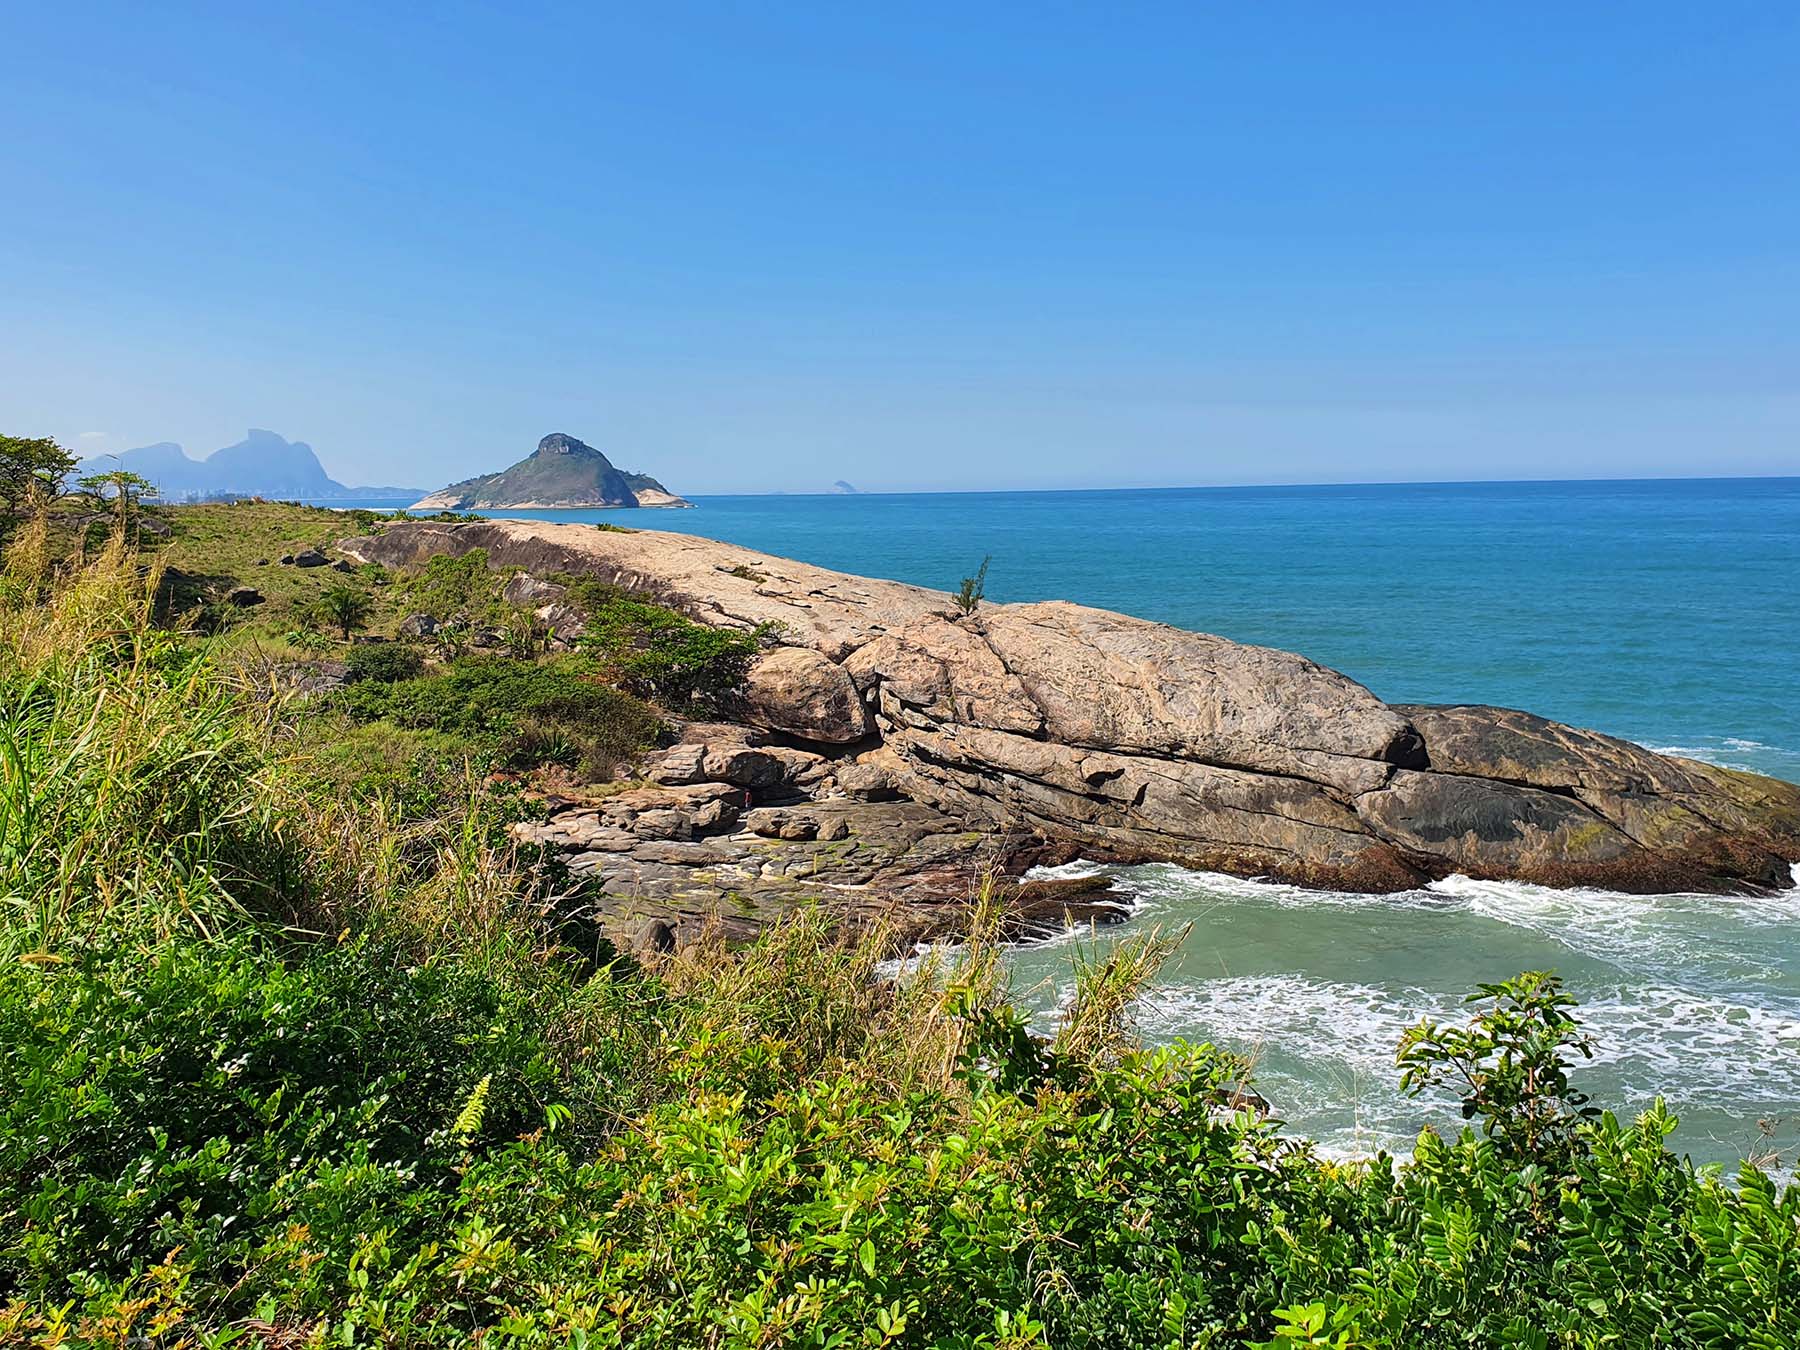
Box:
341, 478, 1800, 1165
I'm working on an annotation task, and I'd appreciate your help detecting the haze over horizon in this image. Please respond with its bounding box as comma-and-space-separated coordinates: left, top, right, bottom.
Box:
6, 4, 1799, 494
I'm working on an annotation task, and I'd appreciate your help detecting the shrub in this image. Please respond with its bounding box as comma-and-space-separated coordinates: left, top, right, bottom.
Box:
339, 654, 663, 776
315, 583, 374, 639
1397, 970, 1599, 1166
282, 626, 334, 654
954, 554, 991, 615
344, 642, 425, 684
579, 590, 762, 709
403, 547, 502, 622
304, 716, 486, 818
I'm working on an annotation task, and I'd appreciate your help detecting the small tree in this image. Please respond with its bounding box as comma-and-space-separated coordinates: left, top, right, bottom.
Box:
317, 584, 374, 641
1396, 970, 1599, 1166
75, 469, 157, 535
1, 434, 77, 522
954, 555, 991, 616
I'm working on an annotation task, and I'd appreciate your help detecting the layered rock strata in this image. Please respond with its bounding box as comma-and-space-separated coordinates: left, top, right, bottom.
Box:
340, 520, 1800, 927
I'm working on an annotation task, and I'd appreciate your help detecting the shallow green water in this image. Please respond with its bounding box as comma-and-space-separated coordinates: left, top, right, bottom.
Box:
1006, 863, 1800, 1168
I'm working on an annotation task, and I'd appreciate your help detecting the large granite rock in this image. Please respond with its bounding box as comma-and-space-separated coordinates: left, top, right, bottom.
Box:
342, 519, 1800, 896
741, 646, 872, 743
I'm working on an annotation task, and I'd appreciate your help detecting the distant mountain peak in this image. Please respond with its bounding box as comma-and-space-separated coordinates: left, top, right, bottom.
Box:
412, 432, 692, 510
76, 430, 422, 501
535, 432, 597, 458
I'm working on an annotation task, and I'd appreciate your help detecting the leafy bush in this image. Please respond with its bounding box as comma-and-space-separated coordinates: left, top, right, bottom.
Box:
403, 547, 503, 623
302, 583, 374, 640
1398, 971, 1599, 1166
339, 654, 663, 775
579, 589, 762, 709
344, 641, 425, 683
281, 626, 334, 654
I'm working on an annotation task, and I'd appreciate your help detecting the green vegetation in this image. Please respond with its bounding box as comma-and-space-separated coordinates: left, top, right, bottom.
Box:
0, 520, 1795, 1347
316, 582, 375, 640
0, 434, 76, 523
955, 554, 992, 616
344, 643, 425, 684
73, 468, 158, 536
338, 654, 663, 776
136, 501, 416, 649
577, 585, 764, 709
401, 548, 505, 627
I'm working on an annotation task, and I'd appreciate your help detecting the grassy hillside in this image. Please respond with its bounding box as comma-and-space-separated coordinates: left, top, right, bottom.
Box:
149, 501, 421, 642
0, 515, 1795, 1348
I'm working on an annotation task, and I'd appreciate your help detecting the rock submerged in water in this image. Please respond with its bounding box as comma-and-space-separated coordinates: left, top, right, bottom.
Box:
340, 519, 1800, 902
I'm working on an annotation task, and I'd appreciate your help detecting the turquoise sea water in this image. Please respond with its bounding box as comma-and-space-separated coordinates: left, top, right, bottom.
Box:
346, 479, 1800, 1164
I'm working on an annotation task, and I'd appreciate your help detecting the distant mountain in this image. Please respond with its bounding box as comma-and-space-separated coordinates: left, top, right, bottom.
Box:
78, 430, 422, 501
413, 433, 692, 509
831, 480, 861, 495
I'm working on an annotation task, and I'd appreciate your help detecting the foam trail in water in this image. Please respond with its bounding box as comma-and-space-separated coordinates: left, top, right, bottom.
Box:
1003, 856, 1800, 1166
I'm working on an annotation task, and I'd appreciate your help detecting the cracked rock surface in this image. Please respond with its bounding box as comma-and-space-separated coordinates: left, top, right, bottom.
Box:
343, 520, 1800, 909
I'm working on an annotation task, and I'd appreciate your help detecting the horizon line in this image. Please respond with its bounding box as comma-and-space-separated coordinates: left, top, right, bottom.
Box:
317, 470, 1800, 501
491, 471, 1800, 501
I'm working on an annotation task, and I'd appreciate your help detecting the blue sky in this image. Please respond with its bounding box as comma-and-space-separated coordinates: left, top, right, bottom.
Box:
4, 3, 1797, 493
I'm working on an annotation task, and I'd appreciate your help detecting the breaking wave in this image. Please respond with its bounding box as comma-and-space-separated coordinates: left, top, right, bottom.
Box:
1007, 859, 1800, 1166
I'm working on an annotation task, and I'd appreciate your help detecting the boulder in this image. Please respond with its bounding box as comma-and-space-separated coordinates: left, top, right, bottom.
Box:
836, 757, 900, 801
630, 808, 693, 842
397, 612, 439, 638
650, 744, 708, 786
223, 585, 264, 607
280, 661, 349, 698
536, 602, 586, 643
504, 573, 568, 607
741, 646, 873, 743
700, 744, 786, 788
291, 549, 329, 568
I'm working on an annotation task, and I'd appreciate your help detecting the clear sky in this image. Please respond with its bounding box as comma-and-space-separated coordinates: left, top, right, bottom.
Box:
4, 3, 1798, 493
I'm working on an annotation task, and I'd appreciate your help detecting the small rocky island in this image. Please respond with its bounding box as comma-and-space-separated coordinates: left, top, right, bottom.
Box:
411, 432, 692, 510
340, 518, 1800, 953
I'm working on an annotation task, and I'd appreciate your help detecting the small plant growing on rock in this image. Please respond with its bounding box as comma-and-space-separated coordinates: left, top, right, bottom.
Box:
954, 555, 991, 616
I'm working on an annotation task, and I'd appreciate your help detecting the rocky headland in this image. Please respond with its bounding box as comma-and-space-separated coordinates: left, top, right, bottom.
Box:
339, 518, 1800, 952
412, 433, 693, 510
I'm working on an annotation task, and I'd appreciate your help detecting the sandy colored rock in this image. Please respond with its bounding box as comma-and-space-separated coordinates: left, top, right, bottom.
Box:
741, 646, 873, 743
344, 520, 1800, 895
